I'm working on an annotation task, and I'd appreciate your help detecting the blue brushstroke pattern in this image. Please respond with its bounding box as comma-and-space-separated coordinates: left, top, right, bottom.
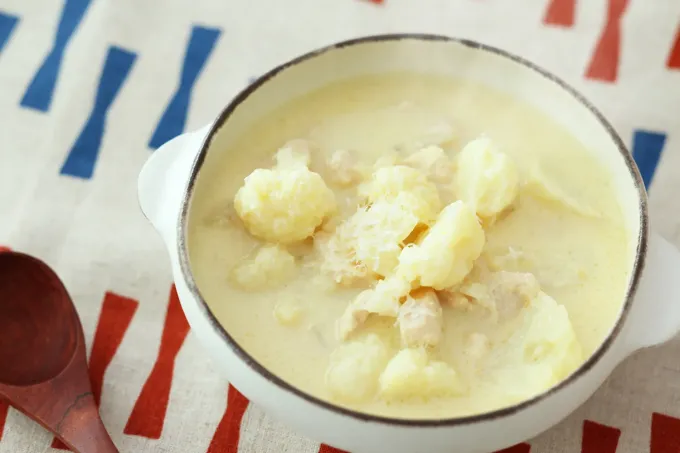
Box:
148, 25, 221, 149
632, 130, 667, 189
0, 12, 19, 55
60, 46, 136, 179
21, 0, 92, 112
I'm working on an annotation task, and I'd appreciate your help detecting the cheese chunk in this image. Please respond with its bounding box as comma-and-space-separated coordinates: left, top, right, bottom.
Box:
359, 165, 441, 224
234, 166, 336, 244
379, 348, 465, 400
325, 334, 391, 403
453, 137, 519, 220
231, 244, 297, 290
398, 201, 485, 289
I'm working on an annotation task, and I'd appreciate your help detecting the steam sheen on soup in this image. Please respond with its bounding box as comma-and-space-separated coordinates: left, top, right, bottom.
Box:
187, 74, 629, 419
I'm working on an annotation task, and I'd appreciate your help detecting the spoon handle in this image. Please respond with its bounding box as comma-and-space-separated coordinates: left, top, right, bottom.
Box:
54, 392, 119, 453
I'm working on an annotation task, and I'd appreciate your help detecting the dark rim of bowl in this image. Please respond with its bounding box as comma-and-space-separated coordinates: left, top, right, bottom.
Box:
177, 33, 648, 427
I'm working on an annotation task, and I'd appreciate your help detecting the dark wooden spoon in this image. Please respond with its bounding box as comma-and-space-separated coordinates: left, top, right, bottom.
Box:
0, 251, 118, 453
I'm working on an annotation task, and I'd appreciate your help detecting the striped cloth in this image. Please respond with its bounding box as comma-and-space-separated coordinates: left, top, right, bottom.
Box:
0, 0, 679, 452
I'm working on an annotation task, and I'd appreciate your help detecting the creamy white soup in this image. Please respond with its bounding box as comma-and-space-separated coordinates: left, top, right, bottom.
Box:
188, 73, 629, 419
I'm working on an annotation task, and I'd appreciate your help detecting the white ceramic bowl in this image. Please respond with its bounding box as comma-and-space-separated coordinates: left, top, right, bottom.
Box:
138, 35, 680, 453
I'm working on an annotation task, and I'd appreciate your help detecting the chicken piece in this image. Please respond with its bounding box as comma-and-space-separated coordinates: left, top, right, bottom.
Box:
336, 276, 411, 340
359, 165, 442, 225
379, 348, 465, 400
327, 149, 361, 186
231, 244, 297, 290
459, 271, 540, 319
398, 289, 443, 348
436, 289, 474, 310
274, 139, 314, 168
491, 271, 540, 318
466, 333, 490, 360
325, 334, 391, 403
453, 137, 519, 221
234, 164, 336, 244
403, 145, 454, 184
397, 201, 485, 290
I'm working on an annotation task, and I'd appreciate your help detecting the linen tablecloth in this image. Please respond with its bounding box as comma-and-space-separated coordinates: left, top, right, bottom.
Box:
1, 0, 679, 451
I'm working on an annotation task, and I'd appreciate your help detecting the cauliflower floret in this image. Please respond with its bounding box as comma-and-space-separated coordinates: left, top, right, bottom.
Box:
273, 299, 304, 326
453, 137, 519, 220
379, 348, 465, 400
373, 150, 403, 169
522, 292, 582, 380
398, 289, 443, 348
359, 166, 441, 224
316, 192, 426, 283
234, 166, 336, 244
403, 145, 454, 184
274, 139, 313, 168
327, 149, 362, 186
337, 276, 411, 340
325, 334, 391, 403
398, 201, 485, 289
494, 291, 583, 402
231, 244, 297, 290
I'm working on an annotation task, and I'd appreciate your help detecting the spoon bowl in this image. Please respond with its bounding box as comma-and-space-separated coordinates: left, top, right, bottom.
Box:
0, 251, 118, 453
0, 252, 78, 386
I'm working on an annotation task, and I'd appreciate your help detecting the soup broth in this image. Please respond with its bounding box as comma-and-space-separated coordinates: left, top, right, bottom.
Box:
188, 73, 629, 419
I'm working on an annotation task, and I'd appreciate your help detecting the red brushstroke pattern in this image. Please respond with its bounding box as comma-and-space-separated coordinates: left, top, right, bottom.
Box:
0, 402, 7, 442
667, 25, 680, 69
0, 246, 10, 440
319, 444, 350, 453
207, 385, 250, 453
585, 0, 629, 82
52, 291, 139, 449
544, 0, 576, 27
582, 420, 621, 453
124, 285, 190, 439
651, 412, 680, 453
495, 443, 531, 453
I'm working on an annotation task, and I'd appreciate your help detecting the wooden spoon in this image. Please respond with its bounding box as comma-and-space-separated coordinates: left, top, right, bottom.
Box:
0, 251, 119, 452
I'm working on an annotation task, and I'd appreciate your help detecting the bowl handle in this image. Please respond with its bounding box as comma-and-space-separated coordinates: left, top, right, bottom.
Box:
137, 125, 211, 239
625, 232, 680, 351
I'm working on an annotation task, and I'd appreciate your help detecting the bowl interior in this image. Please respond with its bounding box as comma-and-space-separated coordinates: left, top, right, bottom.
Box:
184, 35, 647, 423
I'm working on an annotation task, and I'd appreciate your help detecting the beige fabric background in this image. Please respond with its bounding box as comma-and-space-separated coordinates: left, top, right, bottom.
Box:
0, 0, 679, 452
